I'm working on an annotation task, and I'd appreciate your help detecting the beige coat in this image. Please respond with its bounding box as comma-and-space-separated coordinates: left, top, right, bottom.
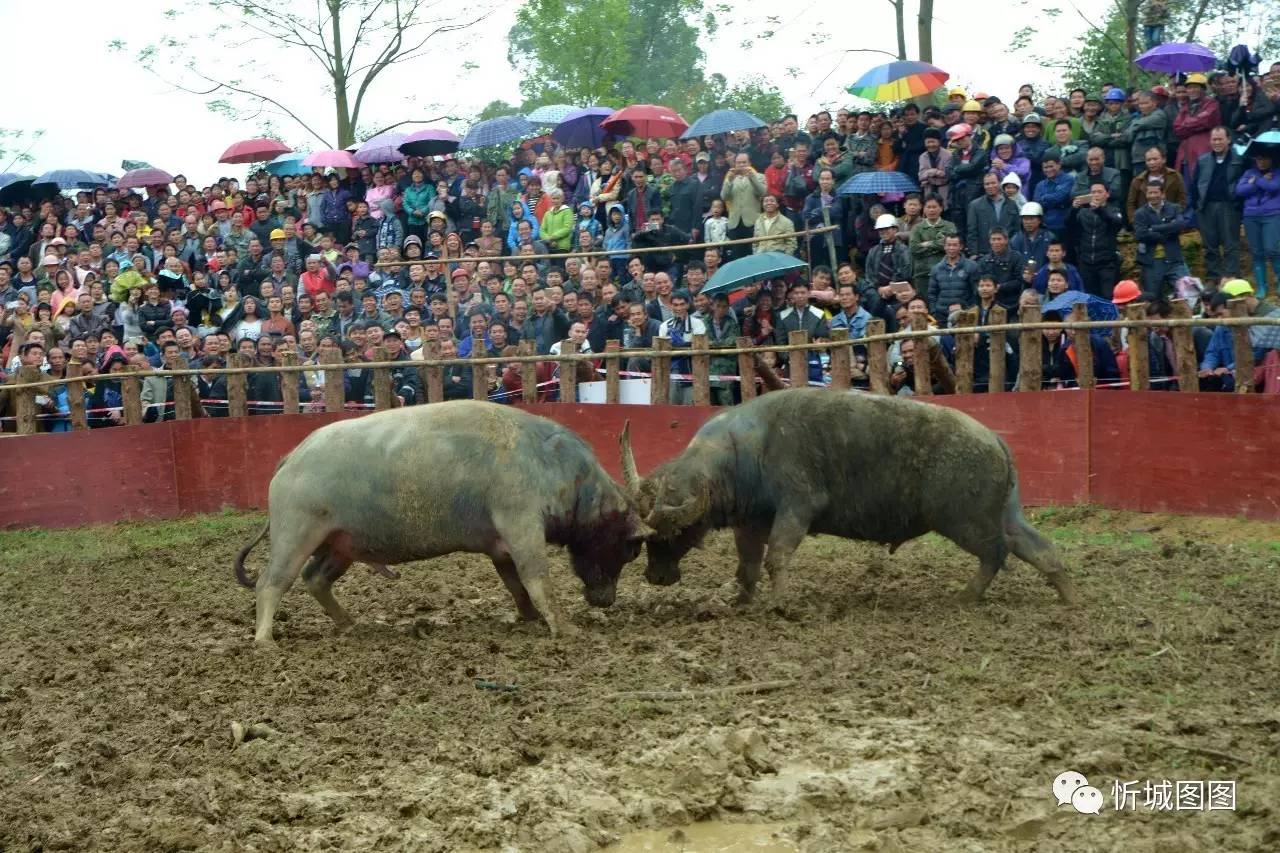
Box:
721, 170, 767, 228
752, 212, 797, 255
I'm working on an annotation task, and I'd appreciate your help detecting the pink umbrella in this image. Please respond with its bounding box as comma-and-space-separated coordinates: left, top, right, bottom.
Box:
219, 138, 292, 164
302, 149, 363, 169
117, 168, 175, 189
600, 104, 689, 139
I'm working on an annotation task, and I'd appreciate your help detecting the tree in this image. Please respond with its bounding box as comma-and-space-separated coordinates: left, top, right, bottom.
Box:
888, 0, 907, 60
686, 74, 790, 123
1, 129, 44, 173
917, 0, 934, 63
113, 0, 490, 149
508, 0, 713, 114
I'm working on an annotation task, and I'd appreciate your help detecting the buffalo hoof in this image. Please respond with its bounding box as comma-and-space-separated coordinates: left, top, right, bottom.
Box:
734, 588, 757, 607
1050, 575, 1081, 606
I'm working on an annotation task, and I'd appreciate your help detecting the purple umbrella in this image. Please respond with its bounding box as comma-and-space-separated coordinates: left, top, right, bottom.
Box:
302, 149, 363, 169
354, 131, 408, 164
117, 167, 175, 189
398, 128, 460, 157
1134, 42, 1217, 74
552, 107, 614, 149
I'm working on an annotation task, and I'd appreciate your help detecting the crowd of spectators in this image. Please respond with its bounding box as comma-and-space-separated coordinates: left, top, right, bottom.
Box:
3, 68, 1280, 429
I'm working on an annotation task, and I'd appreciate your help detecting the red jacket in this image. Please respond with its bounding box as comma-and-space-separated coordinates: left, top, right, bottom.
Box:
1173, 97, 1221, 172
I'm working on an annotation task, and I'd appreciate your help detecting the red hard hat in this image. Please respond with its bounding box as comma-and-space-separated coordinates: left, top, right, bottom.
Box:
1112, 280, 1142, 304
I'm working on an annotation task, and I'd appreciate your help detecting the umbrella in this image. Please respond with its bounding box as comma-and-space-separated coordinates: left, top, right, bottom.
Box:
117, 167, 175, 189
264, 152, 313, 177
398, 128, 461, 157
1249, 307, 1280, 351
354, 132, 408, 164
32, 169, 111, 190
847, 60, 949, 101
680, 109, 765, 139
1243, 129, 1280, 159
601, 104, 689, 139
526, 104, 578, 125
0, 174, 37, 204
459, 115, 536, 150
219, 137, 292, 164
302, 149, 363, 169
1134, 42, 1216, 74
552, 106, 614, 148
701, 252, 808, 298
1042, 290, 1119, 322
836, 171, 919, 195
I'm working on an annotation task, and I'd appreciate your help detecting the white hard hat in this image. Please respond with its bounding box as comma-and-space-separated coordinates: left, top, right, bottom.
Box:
1001, 172, 1022, 188
874, 213, 898, 230
1020, 202, 1043, 217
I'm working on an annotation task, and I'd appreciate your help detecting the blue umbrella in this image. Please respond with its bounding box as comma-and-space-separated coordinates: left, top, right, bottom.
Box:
459, 115, 536, 150
265, 152, 313, 177
837, 171, 919, 195
0, 174, 38, 204
1042, 290, 1119, 322
701, 251, 808, 298
0, 173, 34, 189
32, 169, 111, 190
526, 104, 578, 125
680, 109, 765, 139
1242, 129, 1280, 159
552, 107, 614, 149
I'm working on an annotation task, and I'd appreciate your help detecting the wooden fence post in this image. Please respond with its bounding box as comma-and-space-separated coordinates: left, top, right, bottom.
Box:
829, 328, 852, 390
425, 341, 446, 403
170, 357, 193, 421
1070, 303, 1095, 390
279, 350, 300, 414
651, 338, 671, 404
227, 354, 249, 417
787, 330, 809, 389
952, 308, 977, 394
604, 340, 621, 403
1169, 299, 1199, 392
690, 333, 711, 405
1125, 302, 1150, 391
1017, 305, 1042, 391
909, 314, 932, 396
67, 377, 88, 431
121, 367, 143, 425
519, 340, 537, 403
371, 346, 393, 410
1228, 299, 1256, 393
471, 333, 489, 401
558, 339, 578, 403
736, 336, 757, 402
15, 366, 40, 435
321, 349, 344, 413
987, 305, 1007, 393
865, 319, 890, 394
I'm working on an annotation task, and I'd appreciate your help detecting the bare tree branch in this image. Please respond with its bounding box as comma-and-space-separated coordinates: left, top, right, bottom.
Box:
364, 114, 458, 136
808, 47, 900, 95
1065, 0, 1128, 58
1184, 0, 1213, 43
183, 71, 334, 148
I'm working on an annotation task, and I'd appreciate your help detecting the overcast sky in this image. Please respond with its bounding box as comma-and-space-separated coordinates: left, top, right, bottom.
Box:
5, 0, 1113, 186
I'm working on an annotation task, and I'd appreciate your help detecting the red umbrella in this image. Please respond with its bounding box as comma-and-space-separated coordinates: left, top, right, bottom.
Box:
219, 138, 292, 165
302, 149, 363, 169
600, 104, 689, 139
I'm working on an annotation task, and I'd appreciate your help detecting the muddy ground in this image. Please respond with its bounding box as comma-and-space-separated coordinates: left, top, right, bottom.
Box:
1, 506, 1278, 852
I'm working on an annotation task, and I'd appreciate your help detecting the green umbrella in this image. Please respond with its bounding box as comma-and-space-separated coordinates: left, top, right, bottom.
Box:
700, 251, 807, 298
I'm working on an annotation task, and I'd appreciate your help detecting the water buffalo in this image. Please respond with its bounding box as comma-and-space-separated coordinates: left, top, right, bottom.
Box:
620, 389, 1078, 606
236, 401, 651, 646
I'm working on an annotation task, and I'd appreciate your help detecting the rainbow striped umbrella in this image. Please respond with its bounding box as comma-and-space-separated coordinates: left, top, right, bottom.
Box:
847, 61, 949, 102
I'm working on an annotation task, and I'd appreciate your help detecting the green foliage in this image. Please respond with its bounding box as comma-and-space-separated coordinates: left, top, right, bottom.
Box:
685, 74, 790, 123
0, 128, 44, 171
508, 0, 710, 115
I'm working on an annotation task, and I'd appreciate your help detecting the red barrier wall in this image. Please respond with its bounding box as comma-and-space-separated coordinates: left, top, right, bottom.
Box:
2, 393, 1278, 530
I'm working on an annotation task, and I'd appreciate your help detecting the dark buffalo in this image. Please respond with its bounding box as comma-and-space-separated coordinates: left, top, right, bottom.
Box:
237, 401, 651, 646
620, 389, 1078, 605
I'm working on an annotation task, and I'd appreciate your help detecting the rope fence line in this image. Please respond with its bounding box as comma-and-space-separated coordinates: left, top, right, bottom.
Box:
2, 298, 1274, 435
369, 225, 839, 267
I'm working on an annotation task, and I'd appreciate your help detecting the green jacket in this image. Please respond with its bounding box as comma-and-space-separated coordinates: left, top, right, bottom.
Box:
486, 186, 521, 230
403, 183, 435, 226
909, 217, 957, 278
1090, 111, 1133, 171
845, 133, 877, 175
705, 312, 740, 384
814, 151, 854, 183
540, 205, 575, 250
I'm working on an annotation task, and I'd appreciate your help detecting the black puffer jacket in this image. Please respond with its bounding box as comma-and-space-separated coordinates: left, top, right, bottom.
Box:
1068, 204, 1123, 265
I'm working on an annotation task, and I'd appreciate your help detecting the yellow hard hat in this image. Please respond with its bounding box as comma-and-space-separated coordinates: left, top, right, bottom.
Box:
962, 100, 983, 113
269, 228, 286, 240
1185, 72, 1208, 87
1221, 279, 1254, 297
948, 86, 967, 98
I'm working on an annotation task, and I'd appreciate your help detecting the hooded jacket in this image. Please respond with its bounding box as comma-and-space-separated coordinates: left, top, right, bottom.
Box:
1235, 167, 1280, 218
602, 203, 631, 257
505, 201, 541, 252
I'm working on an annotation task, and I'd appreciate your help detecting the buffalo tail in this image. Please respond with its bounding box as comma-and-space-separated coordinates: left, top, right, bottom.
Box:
234, 522, 270, 589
